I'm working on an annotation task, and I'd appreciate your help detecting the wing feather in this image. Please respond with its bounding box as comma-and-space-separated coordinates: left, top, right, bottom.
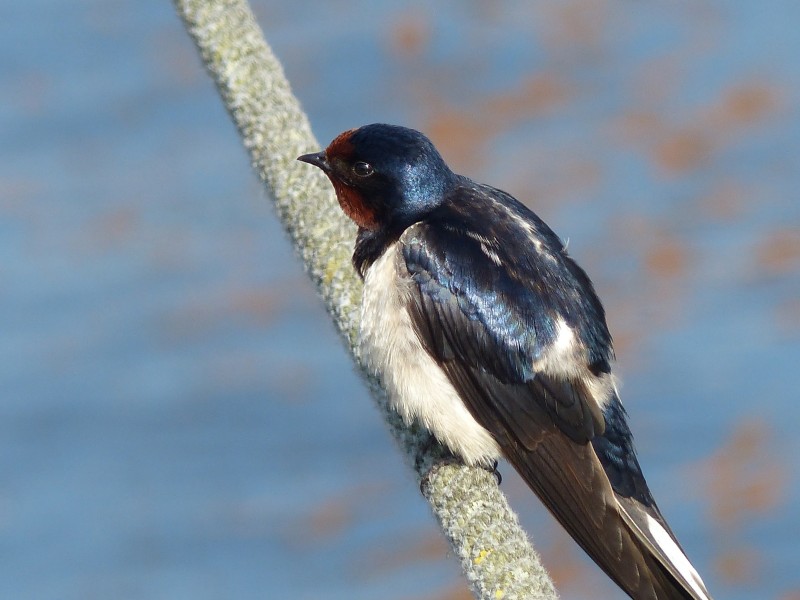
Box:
399, 211, 712, 600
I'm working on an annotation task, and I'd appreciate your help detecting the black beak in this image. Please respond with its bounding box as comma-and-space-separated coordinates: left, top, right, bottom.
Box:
297, 151, 330, 172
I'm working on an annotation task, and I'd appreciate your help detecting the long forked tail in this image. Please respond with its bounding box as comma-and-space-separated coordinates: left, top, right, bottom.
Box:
502, 429, 713, 600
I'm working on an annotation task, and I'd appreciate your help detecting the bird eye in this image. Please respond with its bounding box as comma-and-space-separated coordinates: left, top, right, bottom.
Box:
352, 161, 374, 177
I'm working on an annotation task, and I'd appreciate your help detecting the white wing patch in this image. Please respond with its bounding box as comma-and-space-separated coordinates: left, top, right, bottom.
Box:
645, 514, 711, 600
552, 317, 577, 355
497, 197, 550, 256
464, 230, 502, 266
360, 242, 501, 467
532, 318, 580, 375
533, 317, 616, 411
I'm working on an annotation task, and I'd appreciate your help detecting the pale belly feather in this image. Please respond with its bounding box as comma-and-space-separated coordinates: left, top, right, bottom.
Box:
359, 242, 501, 466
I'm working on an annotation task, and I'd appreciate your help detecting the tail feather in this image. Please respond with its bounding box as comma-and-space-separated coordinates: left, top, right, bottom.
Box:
502, 432, 712, 600
616, 496, 713, 600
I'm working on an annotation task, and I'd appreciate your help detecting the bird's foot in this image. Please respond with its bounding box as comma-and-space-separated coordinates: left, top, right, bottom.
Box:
485, 460, 502, 485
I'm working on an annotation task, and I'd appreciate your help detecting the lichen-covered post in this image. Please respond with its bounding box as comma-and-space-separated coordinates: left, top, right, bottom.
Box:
172, 1, 559, 598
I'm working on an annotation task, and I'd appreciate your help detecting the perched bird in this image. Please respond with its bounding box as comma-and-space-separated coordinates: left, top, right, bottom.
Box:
298, 124, 712, 600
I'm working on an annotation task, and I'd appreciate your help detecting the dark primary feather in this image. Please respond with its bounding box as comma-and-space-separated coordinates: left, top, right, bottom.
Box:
399, 182, 708, 600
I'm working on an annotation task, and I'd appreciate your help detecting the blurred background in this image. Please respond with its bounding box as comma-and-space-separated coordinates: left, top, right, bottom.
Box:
2, 1, 799, 599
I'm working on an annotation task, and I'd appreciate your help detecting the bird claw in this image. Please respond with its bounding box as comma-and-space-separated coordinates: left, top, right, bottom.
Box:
487, 460, 502, 485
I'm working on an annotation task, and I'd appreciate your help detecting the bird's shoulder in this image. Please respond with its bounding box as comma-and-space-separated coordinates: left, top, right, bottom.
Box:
411, 181, 567, 266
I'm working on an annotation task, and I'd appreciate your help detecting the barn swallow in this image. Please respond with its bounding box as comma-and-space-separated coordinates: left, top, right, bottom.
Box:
299, 124, 712, 600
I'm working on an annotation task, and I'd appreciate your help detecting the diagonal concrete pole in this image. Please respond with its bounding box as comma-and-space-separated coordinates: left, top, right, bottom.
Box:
172, 2, 558, 598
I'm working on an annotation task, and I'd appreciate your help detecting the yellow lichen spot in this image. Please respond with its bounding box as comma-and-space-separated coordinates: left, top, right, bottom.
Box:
474, 549, 491, 565
494, 589, 505, 599
323, 259, 337, 286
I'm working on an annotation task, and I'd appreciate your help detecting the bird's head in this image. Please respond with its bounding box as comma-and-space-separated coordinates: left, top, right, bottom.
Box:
298, 124, 455, 231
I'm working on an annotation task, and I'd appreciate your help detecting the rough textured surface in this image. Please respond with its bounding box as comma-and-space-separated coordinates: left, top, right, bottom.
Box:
173, 1, 558, 598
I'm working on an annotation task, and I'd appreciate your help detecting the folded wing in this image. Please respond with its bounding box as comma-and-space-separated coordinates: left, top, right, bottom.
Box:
400, 211, 712, 600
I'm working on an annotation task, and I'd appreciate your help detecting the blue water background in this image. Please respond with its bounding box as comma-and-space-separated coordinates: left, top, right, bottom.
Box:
1, 1, 798, 599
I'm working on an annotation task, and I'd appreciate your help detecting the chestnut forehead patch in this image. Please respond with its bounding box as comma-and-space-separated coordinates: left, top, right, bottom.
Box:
326, 128, 357, 160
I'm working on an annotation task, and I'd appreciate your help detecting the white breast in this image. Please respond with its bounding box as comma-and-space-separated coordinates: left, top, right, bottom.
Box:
359, 241, 501, 467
